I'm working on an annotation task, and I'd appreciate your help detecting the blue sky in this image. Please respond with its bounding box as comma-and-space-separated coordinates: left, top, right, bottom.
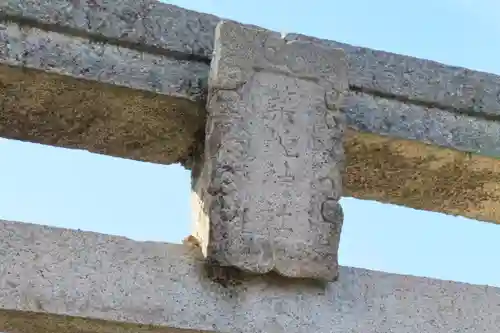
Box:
1, 0, 500, 287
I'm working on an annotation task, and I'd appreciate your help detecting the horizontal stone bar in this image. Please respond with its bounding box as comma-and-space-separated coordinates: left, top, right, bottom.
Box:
3, 18, 500, 161
2, 0, 500, 116
0, 0, 217, 59
0, 21, 207, 164
344, 92, 500, 158
3, 18, 498, 161
2, 13, 500, 226
287, 34, 500, 118
2, 26, 500, 225
1, 219, 499, 333
344, 130, 500, 225
0, 21, 209, 100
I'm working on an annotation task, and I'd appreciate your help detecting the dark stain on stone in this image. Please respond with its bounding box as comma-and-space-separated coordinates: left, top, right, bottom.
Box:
0, 64, 205, 165
3, 64, 500, 225
344, 130, 500, 223
0, 308, 210, 333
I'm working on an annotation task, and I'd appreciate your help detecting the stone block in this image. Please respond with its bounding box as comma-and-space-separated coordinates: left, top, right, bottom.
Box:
191, 21, 349, 281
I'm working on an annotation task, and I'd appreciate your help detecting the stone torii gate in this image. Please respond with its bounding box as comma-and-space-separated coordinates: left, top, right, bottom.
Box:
1, 1, 500, 332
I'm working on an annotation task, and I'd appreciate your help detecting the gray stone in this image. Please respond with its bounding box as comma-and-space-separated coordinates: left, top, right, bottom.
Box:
0, 21, 209, 99
0, 20, 207, 165
1, 219, 500, 333
3, 17, 500, 227
343, 91, 500, 158
286, 34, 500, 117
3, 0, 500, 116
0, 0, 220, 58
191, 21, 348, 281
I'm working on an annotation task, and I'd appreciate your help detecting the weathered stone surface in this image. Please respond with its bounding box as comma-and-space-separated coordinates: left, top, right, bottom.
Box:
0, 21, 207, 164
0, 63, 206, 164
344, 92, 500, 158
0, 309, 208, 333
286, 34, 500, 117
2, 18, 500, 227
0, 21, 209, 100
0, 0, 220, 59
3, 0, 500, 116
2, 219, 500, 333
2, 4, 500, 227
191, 21, 348, 281
344, 130, 500, 224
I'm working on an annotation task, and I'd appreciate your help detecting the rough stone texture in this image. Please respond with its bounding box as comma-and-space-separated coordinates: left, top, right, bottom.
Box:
0, 309, 210, 333
344, 91, 500, 158
3, 65, 500, 227
286, 34, 500, 118
344, 130, 500, 224
3, 0, 500, 116
2, 19, 500, 226
0, 21, 207, 164
0, 0, 220, 59
191, 21, 348, 281
0, 21, 209, 100
3, 17, 499, 162
0, 64, 205, 164
2, 219, 500, 333
2, 5, 500, 226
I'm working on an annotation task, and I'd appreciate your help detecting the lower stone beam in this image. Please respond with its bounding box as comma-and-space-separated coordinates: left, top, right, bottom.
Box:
1, 219, 499, 333
191, 21, 349, 281
0, 309, 207, 333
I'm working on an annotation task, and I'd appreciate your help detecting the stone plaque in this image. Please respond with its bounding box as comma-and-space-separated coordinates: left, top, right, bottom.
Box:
191, 21, 348, 281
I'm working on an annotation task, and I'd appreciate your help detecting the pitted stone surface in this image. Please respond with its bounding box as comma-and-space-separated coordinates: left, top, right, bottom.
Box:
0, 57, 205, 165
2, 4, 500, 226
0, 0, 220, 58
0, 309, 209, 333
0, 20, 207, 163
3, 0, 500, 116
343, 130, 500, 225
286, 34, 500, 117
343, 92, 500, 158
3, 18, 498, 161
192, 21, 348, 281
1, 220, 500, 333
0, 21, 209, 99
